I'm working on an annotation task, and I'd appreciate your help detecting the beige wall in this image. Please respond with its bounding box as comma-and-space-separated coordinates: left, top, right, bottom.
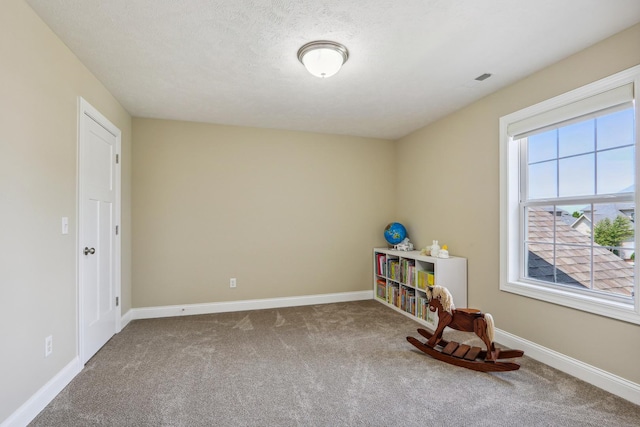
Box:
132, 119, 394, 307
396, 24, 640, 383
0, 0, 132, 421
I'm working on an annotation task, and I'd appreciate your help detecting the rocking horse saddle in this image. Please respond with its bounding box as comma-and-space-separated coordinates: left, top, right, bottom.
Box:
454, 308, 481, 315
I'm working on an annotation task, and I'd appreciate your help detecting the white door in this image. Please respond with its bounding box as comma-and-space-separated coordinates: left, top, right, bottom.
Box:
79, 99, 121, 364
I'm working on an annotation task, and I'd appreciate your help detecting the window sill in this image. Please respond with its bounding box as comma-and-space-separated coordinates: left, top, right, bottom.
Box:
500, 279, 640, 325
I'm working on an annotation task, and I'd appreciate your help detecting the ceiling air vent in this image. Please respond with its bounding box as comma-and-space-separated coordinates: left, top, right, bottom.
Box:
474, 73, 492, 81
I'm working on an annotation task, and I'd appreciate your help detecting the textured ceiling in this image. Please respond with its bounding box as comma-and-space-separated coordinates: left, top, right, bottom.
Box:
25, 0, 640, 139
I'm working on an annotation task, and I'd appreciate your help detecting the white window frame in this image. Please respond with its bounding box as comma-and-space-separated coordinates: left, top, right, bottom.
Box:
500, 65, 640, 325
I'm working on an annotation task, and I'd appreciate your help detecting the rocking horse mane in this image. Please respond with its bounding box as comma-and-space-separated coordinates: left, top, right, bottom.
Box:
426, 285, 455, 314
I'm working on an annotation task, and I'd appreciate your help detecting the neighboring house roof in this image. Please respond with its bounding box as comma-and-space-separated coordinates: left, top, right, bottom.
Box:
570, 215, 591, 230
527, 207, 634, 297
578, 203, 636, 229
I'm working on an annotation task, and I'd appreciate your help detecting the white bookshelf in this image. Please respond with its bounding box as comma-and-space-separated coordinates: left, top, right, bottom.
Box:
373, 248, 467, 329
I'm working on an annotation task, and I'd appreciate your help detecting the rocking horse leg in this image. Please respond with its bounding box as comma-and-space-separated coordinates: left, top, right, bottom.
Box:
474, 318, 496, 361
427, 311, 452, 348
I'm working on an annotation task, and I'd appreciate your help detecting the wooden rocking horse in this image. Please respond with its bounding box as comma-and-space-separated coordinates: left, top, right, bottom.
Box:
406, 285, 524, 372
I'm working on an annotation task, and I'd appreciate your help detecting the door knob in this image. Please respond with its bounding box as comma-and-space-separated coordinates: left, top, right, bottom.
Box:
84, 247, 96, 255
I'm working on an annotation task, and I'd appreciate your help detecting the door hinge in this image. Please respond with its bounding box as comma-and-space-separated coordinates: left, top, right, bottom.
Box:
116, 296, 119, 306
115, 225, 119, 235
116, 154, 119, 164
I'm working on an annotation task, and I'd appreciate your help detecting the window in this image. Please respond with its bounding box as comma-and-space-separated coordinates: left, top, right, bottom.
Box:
500, 65, 640, 324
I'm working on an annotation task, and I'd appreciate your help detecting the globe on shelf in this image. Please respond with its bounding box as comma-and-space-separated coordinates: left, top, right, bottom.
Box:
384, 222, 407, 245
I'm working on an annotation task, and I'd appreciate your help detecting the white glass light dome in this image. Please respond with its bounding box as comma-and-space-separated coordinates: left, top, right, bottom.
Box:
297, 41, 349, 79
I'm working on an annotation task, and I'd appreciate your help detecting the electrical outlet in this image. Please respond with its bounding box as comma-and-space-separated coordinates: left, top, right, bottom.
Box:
45, 335, 53, 357
230, 278, 237, 288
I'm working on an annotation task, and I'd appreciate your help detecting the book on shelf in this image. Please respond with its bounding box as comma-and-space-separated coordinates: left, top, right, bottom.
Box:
400, 286, 415, 314
376, 279, 387, 300
417, 294, 437, 323
417, 271, 426, 289
376, 253, 386, 276
386, 282, 400, 306
400, 259, 415, 286
417, 294, 425, 320
416, 270, 435, 290
387, 259, 401, 282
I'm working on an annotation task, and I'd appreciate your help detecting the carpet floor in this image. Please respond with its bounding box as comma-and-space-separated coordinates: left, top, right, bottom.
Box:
30, 300, 640, 426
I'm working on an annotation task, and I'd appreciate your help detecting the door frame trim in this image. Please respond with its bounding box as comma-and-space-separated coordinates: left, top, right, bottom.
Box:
77, 97, 122, 364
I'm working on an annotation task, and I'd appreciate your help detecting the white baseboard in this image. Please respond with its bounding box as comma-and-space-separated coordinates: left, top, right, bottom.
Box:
130, 290, 374, 321
1, 357, 82, 427
120, 308, 133, 329
495, 328, 640, 406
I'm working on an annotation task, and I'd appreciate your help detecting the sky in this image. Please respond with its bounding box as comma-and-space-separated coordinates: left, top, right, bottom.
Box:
527, 107, 635, 202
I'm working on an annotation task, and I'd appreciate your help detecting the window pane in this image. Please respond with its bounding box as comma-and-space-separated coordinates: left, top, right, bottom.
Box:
591, 204, 635, 296
592, 204, 635, 253
526, 243, 555, 283
528, 160, 557, 199
525, 207, 592, 288
566, 203, 592, 238
597, 146, 635, 194
526, 206, 555, 243
559, 153, 594, 197
526, 242, 592, 288
597, 108, 634, 150
528, 130, 557, 163
592, 245, 635, 297
555, 244, 591, 289
555, 204, 590, 244
558, 119, 594, 158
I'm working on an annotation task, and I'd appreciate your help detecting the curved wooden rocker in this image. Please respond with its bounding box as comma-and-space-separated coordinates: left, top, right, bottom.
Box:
406, 286, 524, 372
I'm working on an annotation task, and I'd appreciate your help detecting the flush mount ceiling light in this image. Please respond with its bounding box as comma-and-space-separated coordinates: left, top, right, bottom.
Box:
297, 40, 349, 78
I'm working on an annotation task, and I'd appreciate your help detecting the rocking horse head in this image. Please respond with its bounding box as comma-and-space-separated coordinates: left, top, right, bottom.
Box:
426, 285, 455, 314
